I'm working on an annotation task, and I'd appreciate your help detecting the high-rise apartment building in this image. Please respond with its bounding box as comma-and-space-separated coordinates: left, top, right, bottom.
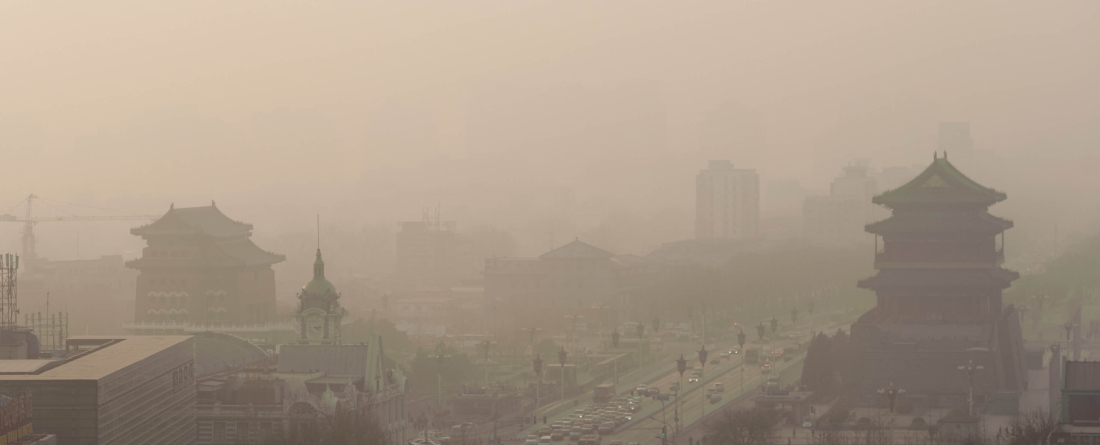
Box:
695, 160, 759, 240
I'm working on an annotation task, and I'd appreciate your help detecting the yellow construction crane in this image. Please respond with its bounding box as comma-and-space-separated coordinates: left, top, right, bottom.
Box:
0, 194, 157, 269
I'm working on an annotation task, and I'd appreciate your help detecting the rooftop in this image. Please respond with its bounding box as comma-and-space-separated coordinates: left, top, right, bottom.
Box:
873, 154, 1006, 208
540, 239, 615, 260
132, 203, 254, 238
0, 336, 192, 381
1064, 361, 1100, 391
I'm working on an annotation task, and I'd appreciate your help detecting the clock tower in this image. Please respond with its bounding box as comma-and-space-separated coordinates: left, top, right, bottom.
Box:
294, 248, 345, 345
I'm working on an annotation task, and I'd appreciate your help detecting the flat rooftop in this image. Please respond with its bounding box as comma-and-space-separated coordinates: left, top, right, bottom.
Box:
0, 335, 191, 381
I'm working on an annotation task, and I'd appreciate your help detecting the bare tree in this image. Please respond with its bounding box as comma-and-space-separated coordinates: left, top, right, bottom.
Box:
703, 407, 779, 445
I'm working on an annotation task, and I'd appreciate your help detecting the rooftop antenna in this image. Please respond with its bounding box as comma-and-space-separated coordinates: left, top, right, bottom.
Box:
316, 214, 321, 251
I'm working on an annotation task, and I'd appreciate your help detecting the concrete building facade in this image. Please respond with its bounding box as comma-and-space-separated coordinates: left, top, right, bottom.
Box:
695, 160, 759, 240
0, 335, 195, 445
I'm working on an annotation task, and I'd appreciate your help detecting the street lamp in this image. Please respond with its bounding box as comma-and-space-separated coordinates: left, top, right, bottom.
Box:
533, 354, 543, 414
757, 322, 765, 341
958, 359, 984, 416
770, 316, 778, 335
652, 315, 661, 334
558, 346, 568, 402
676, 354, 687, 432
611, 329, 620, 387
482, 340, 492, 389
737, 328, 747, 395
877, 382, 906, 413
428, 349, 452, 406
791, 307, 798, 324
698, 345, 708, 420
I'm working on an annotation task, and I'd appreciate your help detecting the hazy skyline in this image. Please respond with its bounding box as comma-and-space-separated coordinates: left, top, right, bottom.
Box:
2, 0, 1098, 261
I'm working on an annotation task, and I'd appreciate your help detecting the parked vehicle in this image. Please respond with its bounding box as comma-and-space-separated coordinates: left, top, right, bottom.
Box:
526, 435, 539, 445
712, 383, 724, 393
579, 435, 601, 445
598, 422, 615, 435
539, 437, 552, 445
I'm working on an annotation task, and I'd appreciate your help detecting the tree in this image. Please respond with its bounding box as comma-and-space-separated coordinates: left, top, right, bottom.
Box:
703, 407, 779, 445
406, 342, 475, 395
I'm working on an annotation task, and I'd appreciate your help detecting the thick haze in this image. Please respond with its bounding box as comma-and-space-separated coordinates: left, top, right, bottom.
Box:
2, 0, 1098, 261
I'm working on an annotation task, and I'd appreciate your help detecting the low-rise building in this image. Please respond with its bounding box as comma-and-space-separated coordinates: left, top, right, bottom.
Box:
0, 335, 196, 445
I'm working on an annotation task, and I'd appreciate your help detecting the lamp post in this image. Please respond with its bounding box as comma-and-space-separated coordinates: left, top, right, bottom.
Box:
877, 382, 906, 413
737, 328, 747, 396
808, 299, 816, 335
676, 354, 687, 433
428, 349, 451, 406
791, 307, 798, 324
611, 329, 620, 388
558, 346, 567, 402
757, 322, 766, 341
958, 359, 984, 416
770, 316, 778, 336
698, 345, 708, 420
482, 340, 492, 389
533, 354, 543, 414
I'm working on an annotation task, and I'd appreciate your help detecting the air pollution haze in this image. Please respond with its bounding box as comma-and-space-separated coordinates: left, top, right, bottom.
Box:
0, 2, 1097, 444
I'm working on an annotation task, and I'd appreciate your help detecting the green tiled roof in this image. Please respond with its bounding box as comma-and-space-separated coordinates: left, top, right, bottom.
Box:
866, 212, 1013, 235
873, 155, 1006, 208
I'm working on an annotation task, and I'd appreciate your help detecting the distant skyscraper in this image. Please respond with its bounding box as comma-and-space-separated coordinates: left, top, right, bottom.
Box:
937, 121, 973, 154
695, 160, 759, 240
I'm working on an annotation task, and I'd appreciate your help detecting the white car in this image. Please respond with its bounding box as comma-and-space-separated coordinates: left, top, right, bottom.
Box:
526, 436, 539, 445
688, 376, 699, 383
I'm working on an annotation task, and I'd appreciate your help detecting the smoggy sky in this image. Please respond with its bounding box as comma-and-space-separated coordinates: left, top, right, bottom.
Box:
1, 1, 1098, 258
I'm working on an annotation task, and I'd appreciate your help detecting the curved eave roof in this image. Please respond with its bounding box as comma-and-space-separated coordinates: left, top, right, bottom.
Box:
865, 213, 1014, 235
873, 157, 1006, 208
132, 205, 254, 238
858, 268, 1019, 290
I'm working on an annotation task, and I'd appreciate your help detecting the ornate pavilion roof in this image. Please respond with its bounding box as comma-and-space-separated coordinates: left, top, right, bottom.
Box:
858, 268, 1019, 290
873, 154, 1006, 209
132, 202, 253, 238
865, 212, 1013, 235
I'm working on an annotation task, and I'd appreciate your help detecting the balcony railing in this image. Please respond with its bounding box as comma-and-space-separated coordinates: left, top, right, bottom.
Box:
875, 249, 1004, 268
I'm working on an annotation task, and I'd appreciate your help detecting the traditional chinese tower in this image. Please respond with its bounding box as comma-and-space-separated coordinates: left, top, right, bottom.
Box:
129, 202, 285, 326
850, 153, 1027, 411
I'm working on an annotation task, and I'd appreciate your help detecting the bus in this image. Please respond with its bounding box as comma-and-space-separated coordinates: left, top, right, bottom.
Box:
593, 383, 615, 403
745, 349, 760, 364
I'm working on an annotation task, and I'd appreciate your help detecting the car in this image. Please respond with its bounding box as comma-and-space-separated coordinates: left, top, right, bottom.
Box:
582, 425, 595, 435
635, 385, 648, 395
539, 437, 552, 445
761, 363, 772, 374
669, 382, 680, 392
598, 423, 615, 435
688, 376, 699, 383
538, 427, 552, 436
709, 358, 720, 365
709, 394, 722, 403
712, 383, 724, 393
526, 435, 539, 445
802, 417, 813, 428
570, 428, 583, 441
647, 387, 659, 396
608, 441, 623, 445
720, 352, 730, 360
551, 430, 564, 441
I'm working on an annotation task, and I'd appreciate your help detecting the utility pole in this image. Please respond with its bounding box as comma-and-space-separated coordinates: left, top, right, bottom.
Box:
958, 359, 984, 416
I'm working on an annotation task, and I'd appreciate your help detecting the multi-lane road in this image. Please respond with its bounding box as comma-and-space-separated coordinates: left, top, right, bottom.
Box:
513, 334, 808, 445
